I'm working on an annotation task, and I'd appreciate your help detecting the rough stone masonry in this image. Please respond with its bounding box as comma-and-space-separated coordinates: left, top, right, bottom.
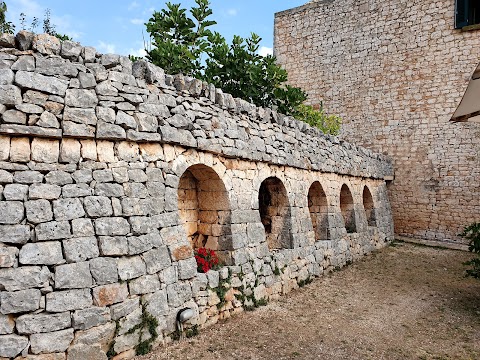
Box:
0, 31, 394, 360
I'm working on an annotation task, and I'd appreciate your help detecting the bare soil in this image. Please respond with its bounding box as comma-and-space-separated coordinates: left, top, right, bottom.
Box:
139, 242, 480, 360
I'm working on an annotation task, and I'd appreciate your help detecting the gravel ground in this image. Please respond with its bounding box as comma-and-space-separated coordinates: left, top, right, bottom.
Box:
138, 242, 480, 360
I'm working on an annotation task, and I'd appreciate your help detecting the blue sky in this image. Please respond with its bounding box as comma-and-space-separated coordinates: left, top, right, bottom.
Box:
4, 0, 306, 57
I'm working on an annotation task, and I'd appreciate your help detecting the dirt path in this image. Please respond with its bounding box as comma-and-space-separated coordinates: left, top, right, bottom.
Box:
138, 242, 480, 360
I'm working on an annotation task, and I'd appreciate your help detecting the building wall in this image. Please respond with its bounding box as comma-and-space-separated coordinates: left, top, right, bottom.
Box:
274, 0, 480, 242
0, 33, 393, 358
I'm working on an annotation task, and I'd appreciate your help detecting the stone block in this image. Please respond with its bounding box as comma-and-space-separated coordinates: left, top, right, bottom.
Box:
92, 170, 113, 183
46, 289, 92, 312
16, 312, 71, 334
117, 256, 146, 281
30, 328, 74, 354
0, 246, 18, 267
72, 307, 111, 331
61, 184, 92, 198
92, 283, 128, 307
80, 140, 97, 161
29, 184, 62, 200
15, 70, 68, 96
94, 183, 124, 197
37, 110, 60, 128
45, 171, 72, 186
71, 218, 95, 237
14, 170, 43, 184
70, 322, 116, 353
127, 233, 155, 255
0, 288, 41, 314
31, 138, 59, 164
63, 107, 97, 125
110, 298, 140, 321
63, 237, 99, 263
89, 257, 118, 285
98, 236, 129, 256
115, 142, 139, 162
0, 225, 30, 244
0, 169, 13, 184
177, 257, 197, 280
166, 282, 192, 308
55, 262, 93, 289
19, 241, 64, 265
141, 246, 171, 274
0, 266, 50, 291
95, 217, 130, 236
158, 266, 177, 285
59, 139, 81, 163
35, 221, 71, 241
63, 121, 95, 138
3, 183, 29, 200
53, 198, 85, 221
72, 169, 93, 184
115, 111, 136, 129
65, 89, 98, 108
0, 136, 10, 161
96, 141, 115, 162
67, 344, 107, 360
96, 122, 126, 140
0, 85, 22, 106
9, 137, 30, 163
26, 199, 53, 224
0, 334, 29, 357
96, 107, 115, 123
128, 274, 160, 295
0, 314, 15, 334
2, 109, 26, 124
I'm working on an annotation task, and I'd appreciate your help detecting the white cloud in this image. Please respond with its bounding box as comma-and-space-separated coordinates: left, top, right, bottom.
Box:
258, 46, 273, 57
226, 8, 238, 16
128, 1, 140, 10
127, 46, 147, 58
97, 41, 117, 54
130, 18, 145, 25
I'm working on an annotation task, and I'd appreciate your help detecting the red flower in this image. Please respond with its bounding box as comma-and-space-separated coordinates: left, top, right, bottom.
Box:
194, 247, 221, 273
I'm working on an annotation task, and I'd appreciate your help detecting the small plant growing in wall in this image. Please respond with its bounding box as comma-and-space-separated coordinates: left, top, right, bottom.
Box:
194, 247, 220, 273
459, 222, 480, 279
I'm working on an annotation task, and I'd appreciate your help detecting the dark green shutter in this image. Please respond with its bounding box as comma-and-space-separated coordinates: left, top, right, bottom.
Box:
455, 0, 470, 28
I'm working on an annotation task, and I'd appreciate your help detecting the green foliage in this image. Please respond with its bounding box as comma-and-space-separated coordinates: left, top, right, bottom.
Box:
0, 1, 15, 34
459, 222, 480, 279
124, 302, 159, 356
295, 104, 342, 136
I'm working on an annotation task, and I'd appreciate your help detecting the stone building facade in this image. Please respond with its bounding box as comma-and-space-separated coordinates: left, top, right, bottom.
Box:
0, 33, 393, 358
274, 0, 480, 242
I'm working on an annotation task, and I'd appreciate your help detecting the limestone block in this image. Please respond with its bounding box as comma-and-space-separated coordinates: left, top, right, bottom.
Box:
63, 107, 97, 125
96, 141, 115, 162
115, 141, 140, 161
94, 183, 124, 197
0, 201, 24, 224
169, 243, 193, 261
37, 110, 60, 128
89, 257, 118, 285
166, 282, 192, 308
0, 288, 41, 314
9, 137, 31, 163
128, 274, 160, 295
45, 171, 72, 186
141, 246, 171, 274
96, 107, 115, 123
71, 218, 95, 237
32, 33, 61, 55
110, 298, 140, 321
115, 111, 136, 129
29, 184, 62, 200
92, 283, 128, 307
14, 170, 43, 184
0, 224, 30, 244
59, 139, 81, 163
92, 170, 113, 183
82, 196, 112, 218
0, 69, 14, 85
15, 71, 68, 96
117, 307, 142, 335
19, 241, 64, 265
0, 266, 50, 291
55, 262, 93, 289
16, 312, 71, 334
72, 307, 111, 331
65, 89, 98, 108
45, 289, 92, 312
72, 169, 93, 184
26, 199, 53, 223
127, 233, 154, 255
61, 184, 92, 198
30, 139, 60, 164
82, 46, 97, 63
2, 109, 27, 124
0, 136, 9, 161
30, 328, 74, 354
35, 221, 71, 241
0, 85, 22, 106
53, 198, 85, 221
63, 237, 99, 263
96, 121, 126, 140
0, 334, 29, 357
95, 217, 130, 236
60, 40, 82, 60
0, 246, 18, 267
0, 314, 15, 334
67, 344, 107, 360
177, 257, 197, 280
117, 256, 146, 281
138, 103, 170, 117
3, 183, 29, 200
134, 113, 157, 132
80, 140, 97, 161
158, 266, 177, 285
63, 121, 95, 138
0, 169, 13, 183
207, 270, 219, 288
139, 143, 163, 162
78, 73, 97, 89
98, 236, 129, 256
70, 322, 116, 352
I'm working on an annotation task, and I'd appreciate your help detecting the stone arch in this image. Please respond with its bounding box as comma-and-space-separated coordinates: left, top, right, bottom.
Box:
308, 181, 329, 240
178, 164, 232, 251
258, 176, 293, 249
363, 185, 376, 227
340, 184, 356, 233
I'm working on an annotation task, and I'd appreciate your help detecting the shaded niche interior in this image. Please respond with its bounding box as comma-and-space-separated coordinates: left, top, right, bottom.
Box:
363, 186, 376, 226
308, 181, 330, 240
340, 184, 356, 233
178, 164, 232, 250
259, 177, 293, 249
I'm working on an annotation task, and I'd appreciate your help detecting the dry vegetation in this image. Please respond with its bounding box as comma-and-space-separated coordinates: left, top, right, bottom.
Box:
139, 242, 480, 360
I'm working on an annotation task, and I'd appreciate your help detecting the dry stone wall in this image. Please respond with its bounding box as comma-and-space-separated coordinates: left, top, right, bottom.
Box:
274, 0, 480, 242
0, 31, 394, 359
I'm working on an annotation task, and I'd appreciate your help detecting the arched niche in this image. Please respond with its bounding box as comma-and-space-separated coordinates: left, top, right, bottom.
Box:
258, 177, 293, 250
363, 185, 376, 227
178, 164, 232, 250
308, 181, 329, 240
340, 184, 356, 233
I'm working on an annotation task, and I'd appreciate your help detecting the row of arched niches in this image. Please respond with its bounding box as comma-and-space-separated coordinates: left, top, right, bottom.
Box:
177, 164, 385, 259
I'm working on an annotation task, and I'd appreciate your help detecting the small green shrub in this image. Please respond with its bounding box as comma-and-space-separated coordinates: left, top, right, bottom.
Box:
459, 222, 480, 279
295, 104, 341, 136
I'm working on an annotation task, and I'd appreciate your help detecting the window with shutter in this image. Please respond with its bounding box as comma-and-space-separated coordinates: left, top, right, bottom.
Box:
455, 0, 480, 29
